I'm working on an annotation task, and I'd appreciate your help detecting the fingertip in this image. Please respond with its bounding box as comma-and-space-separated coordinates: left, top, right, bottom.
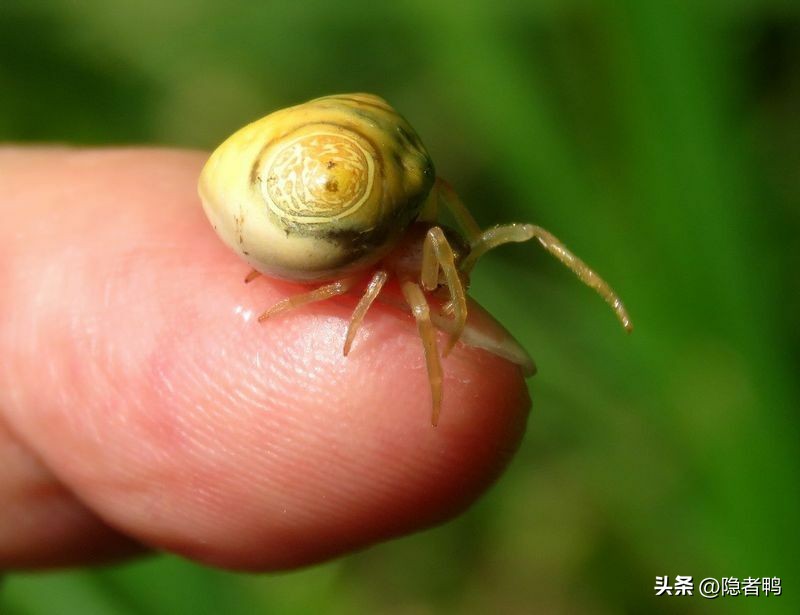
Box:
0, 147, 532, 570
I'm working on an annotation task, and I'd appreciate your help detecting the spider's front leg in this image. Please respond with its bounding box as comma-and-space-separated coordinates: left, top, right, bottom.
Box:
401, 279, 444, 426
420, 226, 468, 355
462, 223, 632, 332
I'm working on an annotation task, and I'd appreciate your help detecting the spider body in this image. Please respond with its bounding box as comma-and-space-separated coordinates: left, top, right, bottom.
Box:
199, 93, 631, 425
199, 93, 434, 282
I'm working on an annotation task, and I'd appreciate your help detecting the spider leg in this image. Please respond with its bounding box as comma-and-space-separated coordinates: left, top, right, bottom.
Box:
401, 280, 444, 426
416, 185, 439, 222
343, 270, 389, 356
440, 299, 455, 316
421, 226, 468, 355
462, 223, 632, 332
244, 269, 261, 283
435, 178, 482, 242
257, 277, 357, 322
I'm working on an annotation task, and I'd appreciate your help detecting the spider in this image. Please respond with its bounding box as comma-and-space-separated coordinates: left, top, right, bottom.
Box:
199, 93, 631, 425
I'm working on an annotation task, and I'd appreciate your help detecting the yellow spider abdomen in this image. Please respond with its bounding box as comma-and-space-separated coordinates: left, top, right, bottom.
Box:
199, 93, 435, 282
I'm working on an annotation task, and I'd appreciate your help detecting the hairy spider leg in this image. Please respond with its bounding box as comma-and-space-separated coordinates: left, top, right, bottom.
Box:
462, 223, 632, 332
434, 178, 482, 242
343, 270, 389, 355
255, 272, 392, 356
421, 226, 468, 355
257, 277, 358, 322
401, 280, 444, 426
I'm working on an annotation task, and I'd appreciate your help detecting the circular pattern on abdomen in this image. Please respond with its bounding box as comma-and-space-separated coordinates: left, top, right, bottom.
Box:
263, 130, 375, 224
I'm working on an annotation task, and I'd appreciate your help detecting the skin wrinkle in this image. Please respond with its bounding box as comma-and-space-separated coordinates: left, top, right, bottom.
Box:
180, 308, 484, 536
0, 147, 529, 570
146, 311, 378, 529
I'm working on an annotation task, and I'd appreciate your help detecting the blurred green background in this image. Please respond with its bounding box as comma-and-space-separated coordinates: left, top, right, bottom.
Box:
1, 0, 798, 613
